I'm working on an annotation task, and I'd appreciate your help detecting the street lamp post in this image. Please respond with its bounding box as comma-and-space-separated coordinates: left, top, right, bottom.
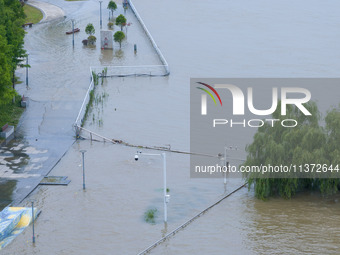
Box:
31, 201, 35, 243
224, 146, 229, 185
162, 153, 167, 222
26, 53, 29, 87
135, 151, 169, 223
223, 146, 243, 184
99, 1, 103, 29
71, 19, 75, 47
80, 150, 87, 190
125, 22, 131, 38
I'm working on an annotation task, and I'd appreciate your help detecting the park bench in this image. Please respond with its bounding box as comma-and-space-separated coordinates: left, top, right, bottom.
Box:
2, 124, 8, 132
22, 22, 33, 28
21, 95, 29, 108
0, 123, 14, 139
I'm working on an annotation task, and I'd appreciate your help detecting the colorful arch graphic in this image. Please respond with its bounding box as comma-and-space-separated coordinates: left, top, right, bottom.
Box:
196, 82, 223, 106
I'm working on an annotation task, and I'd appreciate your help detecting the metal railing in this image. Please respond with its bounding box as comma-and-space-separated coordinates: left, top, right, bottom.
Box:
91, 65, 168, 77
127, 0, 170, 75
137, 183, 247, 255
74, 68, 94, 130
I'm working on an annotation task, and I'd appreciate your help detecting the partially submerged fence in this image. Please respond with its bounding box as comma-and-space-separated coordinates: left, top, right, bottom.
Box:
127, 0, 170, 75
91, 65, 168, 78
74, 68, 94, 132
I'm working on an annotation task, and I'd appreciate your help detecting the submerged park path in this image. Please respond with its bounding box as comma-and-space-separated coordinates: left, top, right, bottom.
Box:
26, 0, 65, 23
1, 0, 168, 209
0, 0, 69, 209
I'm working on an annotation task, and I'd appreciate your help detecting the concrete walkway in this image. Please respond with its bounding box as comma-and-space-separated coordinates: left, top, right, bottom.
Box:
0, 1, 68, 210
27, 0, 65, 22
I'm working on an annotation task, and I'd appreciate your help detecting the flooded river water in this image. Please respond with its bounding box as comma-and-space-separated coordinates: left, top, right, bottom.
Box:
3, 0, 340, 254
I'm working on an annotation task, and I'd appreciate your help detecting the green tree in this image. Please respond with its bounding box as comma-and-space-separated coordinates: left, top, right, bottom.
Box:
85, 23, 95, 36
85, 23, 96, 45
113, 31, 125, 49
87, 35, 97, 45
107, 1, 117, 19
0, 32, 14, 103
0, 0, 26, 104
115, 14, 126, 31
244, 102, 340, 199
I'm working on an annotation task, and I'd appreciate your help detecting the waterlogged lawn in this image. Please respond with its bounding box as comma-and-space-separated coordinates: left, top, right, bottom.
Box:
0, 96, 24, 129
24, 5, 43, 24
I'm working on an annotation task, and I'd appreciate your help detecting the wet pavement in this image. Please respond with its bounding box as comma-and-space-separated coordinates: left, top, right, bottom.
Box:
0, 0, 164, 210
27, 0, 65, 23
0, 1, 75, 210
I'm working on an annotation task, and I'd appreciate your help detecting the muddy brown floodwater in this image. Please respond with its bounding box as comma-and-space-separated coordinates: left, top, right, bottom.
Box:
4, 0, 340, 254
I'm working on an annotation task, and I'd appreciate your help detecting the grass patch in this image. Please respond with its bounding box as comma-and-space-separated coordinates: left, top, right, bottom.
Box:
0, 95, 25, 129
24, 5, 43, 24
144, 208, 157, 224
15, 75, 23, 85
82, 90, 94, 127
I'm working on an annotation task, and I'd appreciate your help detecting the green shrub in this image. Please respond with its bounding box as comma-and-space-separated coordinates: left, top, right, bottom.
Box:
144, 208, 157, 224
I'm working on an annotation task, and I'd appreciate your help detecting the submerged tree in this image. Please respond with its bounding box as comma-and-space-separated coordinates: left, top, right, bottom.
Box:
115, 14, 127, 31
85, 23, 95, 36
85, 23, 96, 45
107, 1, 117, 19
114, 31, 125, 49
244, 102, 340, 199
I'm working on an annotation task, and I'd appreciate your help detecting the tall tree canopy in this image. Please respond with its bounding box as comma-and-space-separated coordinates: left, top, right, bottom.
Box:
0, 0, 26, 104
115, 14, 126, 31
107, 1, 117, 18
85, 23, 95, 36
113, 31, 125, 49
244, 102, 340, 199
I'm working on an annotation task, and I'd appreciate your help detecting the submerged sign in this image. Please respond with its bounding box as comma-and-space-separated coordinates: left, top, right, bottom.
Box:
100, 30, 113, 49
